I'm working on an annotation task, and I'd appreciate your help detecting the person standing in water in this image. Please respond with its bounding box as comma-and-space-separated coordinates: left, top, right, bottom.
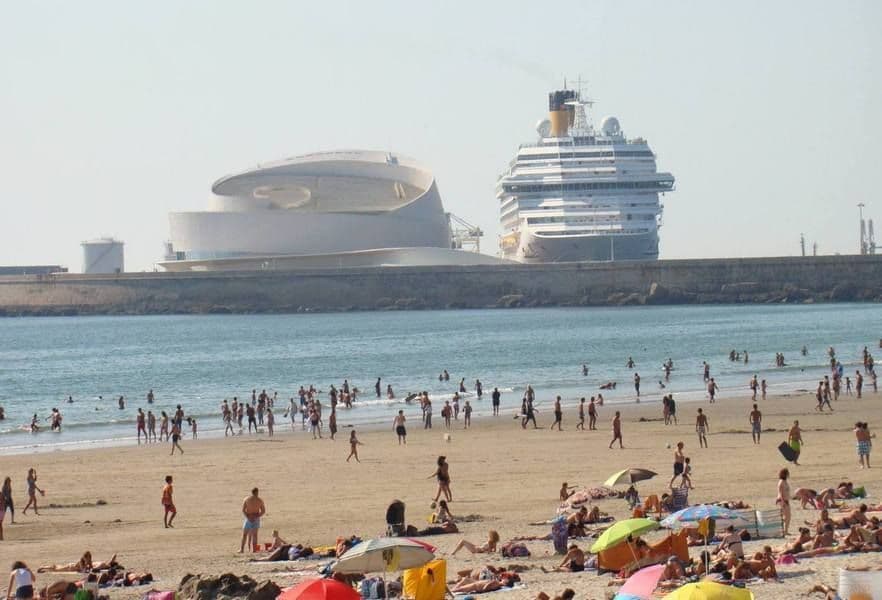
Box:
609, 411, 623, 449
634, 373, 641, 398
346, 430, 363, 463
463, 400, 472, 428
707, 378, 719, 403
695, 408, 709, 448
491, 387, 501, 416
393, 410, 407, 444
136, 408, 148, 445
749, 404, 762, 444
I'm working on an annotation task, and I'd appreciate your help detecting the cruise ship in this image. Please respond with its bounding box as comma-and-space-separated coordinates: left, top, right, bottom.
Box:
497, 88, 675, 262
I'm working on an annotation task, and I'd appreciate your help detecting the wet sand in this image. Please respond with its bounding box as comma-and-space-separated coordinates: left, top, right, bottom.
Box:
1, 388, 880, 599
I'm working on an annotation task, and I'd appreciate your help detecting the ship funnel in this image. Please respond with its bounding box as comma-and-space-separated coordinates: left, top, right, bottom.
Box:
548, 89, 576, 137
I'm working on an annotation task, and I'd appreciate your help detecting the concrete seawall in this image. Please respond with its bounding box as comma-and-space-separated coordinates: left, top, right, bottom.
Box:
0, 255, 880, 316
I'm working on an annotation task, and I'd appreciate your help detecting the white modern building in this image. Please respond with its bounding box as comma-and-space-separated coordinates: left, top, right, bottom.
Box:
160, 150, 504, 271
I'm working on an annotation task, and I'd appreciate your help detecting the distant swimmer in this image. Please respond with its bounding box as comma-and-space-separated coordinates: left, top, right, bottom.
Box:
459, 378, 467, 394
67, 395, 73, 404
582, 364, 588, 376
118, 396, 125, 410
627, 356, 635, 369
599, 382, 617, 390
702, 361, 710, 382
147, 389, 154, 404
801, 345, 808, 356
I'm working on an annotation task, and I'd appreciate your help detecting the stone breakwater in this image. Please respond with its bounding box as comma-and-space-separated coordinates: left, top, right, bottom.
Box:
0, 255, 880, 316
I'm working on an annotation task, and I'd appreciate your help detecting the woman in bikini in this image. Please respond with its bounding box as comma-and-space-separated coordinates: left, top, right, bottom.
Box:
451, 530, 500, 555
543, 544, 585, 572
430, 456, 452, 503
346, 430, 362, 463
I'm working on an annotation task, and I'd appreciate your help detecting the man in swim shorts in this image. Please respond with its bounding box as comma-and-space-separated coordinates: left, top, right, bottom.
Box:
749, 404, 762, 444
162, 475, 176, 528
240, 487, 266, 553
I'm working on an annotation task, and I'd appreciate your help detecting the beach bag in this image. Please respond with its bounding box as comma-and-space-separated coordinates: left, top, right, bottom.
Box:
551, 515, 569, 554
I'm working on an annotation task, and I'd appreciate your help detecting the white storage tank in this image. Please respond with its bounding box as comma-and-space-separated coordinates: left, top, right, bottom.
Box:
81, 238, 125, 274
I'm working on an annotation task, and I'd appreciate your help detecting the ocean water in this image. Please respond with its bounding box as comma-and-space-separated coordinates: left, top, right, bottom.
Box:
0, 304, 878, 453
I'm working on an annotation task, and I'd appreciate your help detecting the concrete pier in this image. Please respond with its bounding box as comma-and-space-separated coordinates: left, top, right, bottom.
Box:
0, 255, 880, 316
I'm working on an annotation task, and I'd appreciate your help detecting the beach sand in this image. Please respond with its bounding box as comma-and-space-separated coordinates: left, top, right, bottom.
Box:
1, 388, 880, 600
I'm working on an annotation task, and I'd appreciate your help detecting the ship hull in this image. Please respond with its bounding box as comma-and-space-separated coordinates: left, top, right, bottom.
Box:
507, 229, 659, 263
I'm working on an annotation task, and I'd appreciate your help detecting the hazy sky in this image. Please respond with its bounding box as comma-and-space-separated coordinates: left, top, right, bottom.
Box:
2, 1, 880, 271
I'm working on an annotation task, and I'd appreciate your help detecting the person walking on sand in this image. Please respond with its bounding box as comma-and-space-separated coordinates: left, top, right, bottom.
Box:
22, 469, 43, 516
551, 396, 563, 431
430, 456, 452, 503
239, 488, 266, 553
147, 410, 157, 443
136, 408, 147, 445
788, 420, 803, 465
609, 411, 623, 449
707, 378, 719, 403
266, 408, 275, 437
393, 410, 407, 444
588, 397, 597, 430
2, 477, 15, 524
523, 398, 538, 429
695, 408, 709, 448
855, 371, 863, 398
346, 430, 363, 463
170, 420, 184, 455
777, 468, 791, 535
576, 398, 585, 430
327, 408, 336, 440
162, 475, 176, 528
463, 400, 472, 428
749, 404, 762, 444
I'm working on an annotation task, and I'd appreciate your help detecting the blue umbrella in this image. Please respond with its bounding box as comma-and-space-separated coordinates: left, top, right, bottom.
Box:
661, 504, 749, 530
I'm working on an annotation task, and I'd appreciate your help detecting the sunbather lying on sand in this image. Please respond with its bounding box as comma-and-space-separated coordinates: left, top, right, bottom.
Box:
39, 580, 78, 600
534, 589, 574, 600
832, 504, 869, 528
38, 552, 118, 573
451, 530, 499, 555
774, 528, 813, 555
449, 567, 520, 594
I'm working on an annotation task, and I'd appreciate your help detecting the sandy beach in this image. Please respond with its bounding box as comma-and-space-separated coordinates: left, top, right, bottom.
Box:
1, 387, 880, 600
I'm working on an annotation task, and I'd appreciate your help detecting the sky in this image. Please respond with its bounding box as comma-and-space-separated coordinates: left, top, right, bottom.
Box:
1, 0, 880, 272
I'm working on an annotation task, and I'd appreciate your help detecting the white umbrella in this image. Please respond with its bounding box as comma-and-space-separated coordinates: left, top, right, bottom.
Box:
331, 537, 435, 574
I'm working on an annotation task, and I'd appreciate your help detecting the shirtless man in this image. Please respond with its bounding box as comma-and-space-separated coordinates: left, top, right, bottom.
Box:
393, 410, 407, 444
544, 544, 585, 572
670, 442, 685, 486
240, 488, 266, 553
551, 397, 563, 431
588, 397, 597, 430
608, 411, 623, 449
634, 373, 641, 398
707, 378, 719, 403
136, 408, 147, 445
695, 409, 709, 448
749, 404, 762, 444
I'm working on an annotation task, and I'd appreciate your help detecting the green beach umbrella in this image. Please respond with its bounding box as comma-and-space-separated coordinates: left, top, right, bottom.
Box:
590, 518, 659, 554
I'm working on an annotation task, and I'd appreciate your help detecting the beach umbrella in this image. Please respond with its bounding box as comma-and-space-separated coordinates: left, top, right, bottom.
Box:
613, 564, 665, 600
331, 537, 435, 574
662, 581, 754, 600
604, 468, 657, 487
590, 518, 659, 554
661, 505, 750, 530
278, 578, 360, 600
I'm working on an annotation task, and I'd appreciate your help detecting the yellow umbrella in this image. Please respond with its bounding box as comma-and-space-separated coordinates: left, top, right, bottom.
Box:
662, 581, 754, 600
604, 468, 657, 487
590, 518, 659, 554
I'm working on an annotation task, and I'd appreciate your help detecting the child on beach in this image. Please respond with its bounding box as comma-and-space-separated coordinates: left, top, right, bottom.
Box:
346, 430, 362, 463
681, 457, 694, 489
162, 475, 176, 528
